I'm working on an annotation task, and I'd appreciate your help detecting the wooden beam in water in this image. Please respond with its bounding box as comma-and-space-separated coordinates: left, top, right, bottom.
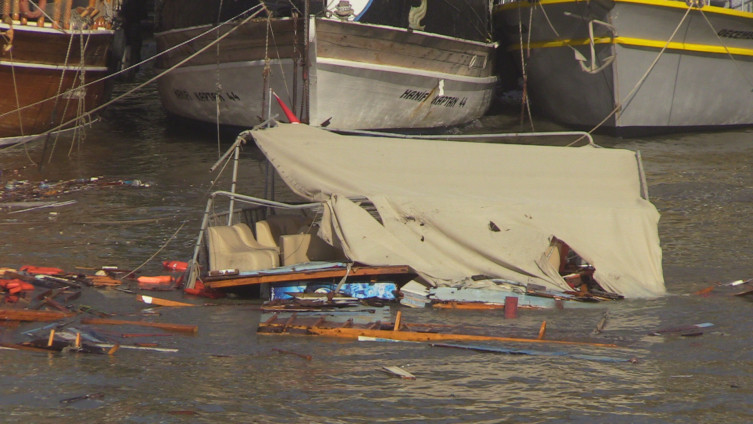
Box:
0, 308, 74, 322
206, 265, 413, 289
260, 324, 618, 348
136, 295, 194, 307
81, 318, 198, 334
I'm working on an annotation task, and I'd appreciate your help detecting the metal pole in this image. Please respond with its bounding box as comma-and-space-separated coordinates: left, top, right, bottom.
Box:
186, 194, 216, 290
265, 87, 275, 205
226, 143, 240, 225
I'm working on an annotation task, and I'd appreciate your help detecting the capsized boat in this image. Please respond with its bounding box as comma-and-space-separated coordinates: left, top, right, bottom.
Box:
493, 0, 753, 135
186, 122, 665, 302
154, 0, 497, 131
0, 0, 122, 147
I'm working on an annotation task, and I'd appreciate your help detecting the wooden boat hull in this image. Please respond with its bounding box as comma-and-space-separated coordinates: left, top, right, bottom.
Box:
494, 0, 753, 134
155, 17, 497, 130
0, 23, 113, 141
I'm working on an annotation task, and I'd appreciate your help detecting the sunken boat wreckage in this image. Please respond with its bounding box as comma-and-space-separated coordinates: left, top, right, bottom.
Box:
185, 123, 665, 312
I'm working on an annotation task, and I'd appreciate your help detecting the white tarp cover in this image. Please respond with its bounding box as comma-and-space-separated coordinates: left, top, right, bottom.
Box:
251, 124, 665, 298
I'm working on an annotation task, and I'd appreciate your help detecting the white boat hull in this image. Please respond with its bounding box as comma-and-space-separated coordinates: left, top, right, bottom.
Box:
494, 0, 753, 134
156, 17, 497, 130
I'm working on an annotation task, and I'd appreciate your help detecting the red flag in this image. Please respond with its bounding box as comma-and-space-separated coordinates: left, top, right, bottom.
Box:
273, 92, 300, 124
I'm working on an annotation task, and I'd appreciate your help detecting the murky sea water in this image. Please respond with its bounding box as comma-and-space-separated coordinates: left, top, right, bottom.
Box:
2, 81, 753, 423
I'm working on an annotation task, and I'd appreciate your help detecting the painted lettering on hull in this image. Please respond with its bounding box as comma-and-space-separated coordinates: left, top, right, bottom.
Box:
399, 89, 467, 108
173, 89, 242, 102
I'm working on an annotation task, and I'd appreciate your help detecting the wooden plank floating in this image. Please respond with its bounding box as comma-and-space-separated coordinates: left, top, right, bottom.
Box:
136, 294, 194, 307
382, 366, 416, 380
81, 318, 198, 334
206, 265, 413, 289
0, 308, 75, 322
260, 320, 618, 348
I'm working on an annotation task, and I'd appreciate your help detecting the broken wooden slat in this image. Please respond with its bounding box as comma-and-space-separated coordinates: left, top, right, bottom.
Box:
263, 313, 279, 325
312, 316, 325, 328
88, 275, 122, 287
41, 297, 70, 312
136, 295, 193, 307
537, 321, 547, 340
0, 308, 75, 322
81, 318, 198, 334
382, 366, 416, 380
120, 333, 172, 338
282, 313, 297, 332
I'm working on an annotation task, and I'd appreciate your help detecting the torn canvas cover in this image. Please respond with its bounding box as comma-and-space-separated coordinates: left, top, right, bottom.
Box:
251, 124, 665, 298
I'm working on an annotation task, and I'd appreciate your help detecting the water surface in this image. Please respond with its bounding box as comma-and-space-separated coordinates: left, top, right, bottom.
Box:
1, 83, 753, 423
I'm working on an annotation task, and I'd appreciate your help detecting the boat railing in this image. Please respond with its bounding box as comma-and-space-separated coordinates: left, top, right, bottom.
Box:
332, 128, 598, 147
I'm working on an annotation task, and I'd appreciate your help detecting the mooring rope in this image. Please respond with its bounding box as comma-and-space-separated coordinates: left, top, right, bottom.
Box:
518, 3, 536, 132
700, 8, 753, 90
124, 220, 188, 282
215, 0, 225, 158
572, 4, 694, 141
67, 25, 92, 157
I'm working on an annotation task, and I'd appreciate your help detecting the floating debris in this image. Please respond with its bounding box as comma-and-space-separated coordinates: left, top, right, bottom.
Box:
382, 366, 416, 380
648, 322, 714, 336
81, 318, 198, 334
60, 392, 105, 404
1, 177, 151, 204
136, 294, 193, 307
592, 311, 609, 335
431, 343, 635, 364
272, 348, 312, 361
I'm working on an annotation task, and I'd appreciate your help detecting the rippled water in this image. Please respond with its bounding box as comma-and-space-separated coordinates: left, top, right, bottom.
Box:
2, 80, 753, 422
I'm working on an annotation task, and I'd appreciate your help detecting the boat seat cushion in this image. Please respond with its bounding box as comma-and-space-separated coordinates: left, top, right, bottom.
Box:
255, 215, 312, 249
280, 233, 346, 266
206, 223, 279, 272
